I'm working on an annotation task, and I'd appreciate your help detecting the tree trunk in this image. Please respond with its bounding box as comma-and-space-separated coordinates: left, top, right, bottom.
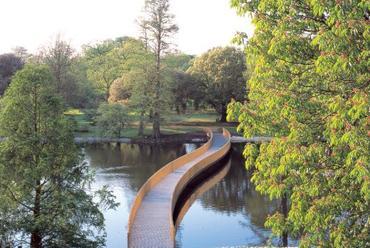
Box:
181, 102, 187, 114
138, 111, 145, 136
152, 112, 161, 140
116, 129, 121, 146
106, 90, 110, 102
152, 25, 162, 140
149, 109, 153, 121
220, 105, 227, 122
176, 105, 180, 114
31, 182, 42, 248
194, 101, 199, 111
281, 193, 288, 247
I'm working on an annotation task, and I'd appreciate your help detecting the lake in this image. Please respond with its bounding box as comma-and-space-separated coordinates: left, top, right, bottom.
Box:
83, 143, 287, 247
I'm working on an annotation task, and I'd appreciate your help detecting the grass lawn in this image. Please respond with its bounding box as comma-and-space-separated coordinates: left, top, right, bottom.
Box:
65, 108, 238, 138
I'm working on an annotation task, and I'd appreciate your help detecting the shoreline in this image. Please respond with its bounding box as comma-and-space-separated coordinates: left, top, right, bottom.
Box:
75, 132, 208, 145
74, 132, 272, 144
0, 133, 271, 145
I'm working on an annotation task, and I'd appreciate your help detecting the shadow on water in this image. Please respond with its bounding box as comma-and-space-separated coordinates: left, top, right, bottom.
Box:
83, 143, 296, 248
175, 145, 280, 248
83, 142, 192, 248
173, 152, 232, 228
198, 145, 277, 227
85, 142, 189, 193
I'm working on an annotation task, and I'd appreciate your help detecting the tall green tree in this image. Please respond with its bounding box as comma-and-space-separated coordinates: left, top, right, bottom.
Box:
164, 53, 202, 113
69, 57, 100, 108
84, 40, 126, 101
169, 71, 203, 114
139, 0, 179, 139
108, 38, 156, 136
164, 53, 194, 71
229, 0, 369, 246
188, 47, 246, 122
0, 64, 116, 247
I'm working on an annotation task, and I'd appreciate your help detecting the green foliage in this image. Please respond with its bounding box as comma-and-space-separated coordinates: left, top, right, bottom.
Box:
96, 103, 129, 138
139, 0, 179, 138
41, 37, 99, 108
83, 39, 126, 101
188, 47, 246, 121
41, 37, 75, 101
163, 53, 202, 113
164, 53, 194, 71
107, 38, 156, 136
169, 70, 203, 113
69, 57, 100, 108
229, 0, 369, 246
0, 64, 116, 247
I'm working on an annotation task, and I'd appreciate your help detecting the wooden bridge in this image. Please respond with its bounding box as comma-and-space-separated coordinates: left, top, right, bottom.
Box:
127, 128, 231, 248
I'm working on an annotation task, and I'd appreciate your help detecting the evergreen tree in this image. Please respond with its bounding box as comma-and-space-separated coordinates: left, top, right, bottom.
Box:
0, 64, 116, 247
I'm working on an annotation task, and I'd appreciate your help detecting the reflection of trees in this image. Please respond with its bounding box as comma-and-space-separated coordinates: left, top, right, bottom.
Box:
83, 143, 186, 192
175, 159, 231, 248
238, 220, 270, 244
124, 144, 187, 192
175, 157, 231, 226
198, 145, 277, 229
84, 142, 277, 228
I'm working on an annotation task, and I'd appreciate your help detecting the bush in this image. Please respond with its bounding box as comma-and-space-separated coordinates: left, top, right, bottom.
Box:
96, 103, 129, 138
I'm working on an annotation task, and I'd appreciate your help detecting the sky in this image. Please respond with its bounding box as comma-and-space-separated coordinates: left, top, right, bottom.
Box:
0, 0, 254, 55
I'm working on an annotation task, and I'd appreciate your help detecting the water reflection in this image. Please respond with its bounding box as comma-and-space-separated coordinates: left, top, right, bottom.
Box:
174, 154, 232, 228
175, 145, 277, 247
199, 145, 276, 227
83, 143, 283, 248
86, 143, 187, 192
84, 143, 188, 248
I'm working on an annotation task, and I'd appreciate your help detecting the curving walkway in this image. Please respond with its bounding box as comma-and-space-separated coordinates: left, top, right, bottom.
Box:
127, 129, 231, 248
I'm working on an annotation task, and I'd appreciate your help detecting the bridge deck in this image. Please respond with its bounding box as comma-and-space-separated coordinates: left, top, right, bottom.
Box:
128, 131, 230, 248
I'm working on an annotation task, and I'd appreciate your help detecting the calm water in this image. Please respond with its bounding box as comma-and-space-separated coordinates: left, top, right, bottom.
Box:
83, 143, 284, 248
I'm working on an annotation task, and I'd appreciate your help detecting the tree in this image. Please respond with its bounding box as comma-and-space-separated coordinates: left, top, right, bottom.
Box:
12, 46, 31, 62
96, 103, 129, 138
125, 66, 156, 137
84, 40, 125, 101
109, 77, 132, 103
0, 53, 24, 95
40, 37, 98, 108
188, 47, 246, 122
41, 36, 76, 103
228, 0, 369, 246
108, 38, 155, 136
169, 71, 203, 114
0, 64, 116, 247
139, 0, 179, 139
164, 53, 194, 71
164, 53, 203, 113
68, 57, 100, 109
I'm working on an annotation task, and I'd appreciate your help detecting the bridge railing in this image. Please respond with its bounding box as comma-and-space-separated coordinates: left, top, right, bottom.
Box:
127, 128, 214, 240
